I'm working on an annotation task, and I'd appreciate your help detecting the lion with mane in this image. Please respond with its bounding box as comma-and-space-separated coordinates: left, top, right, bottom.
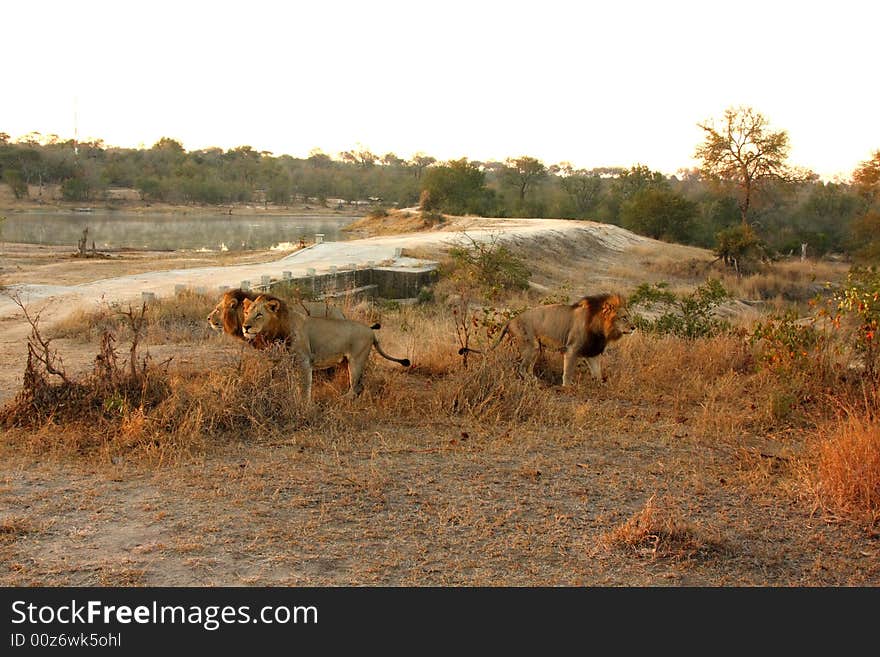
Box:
241, 294, 410, 401
207, 288, 344, 349
466, 293, 634, 386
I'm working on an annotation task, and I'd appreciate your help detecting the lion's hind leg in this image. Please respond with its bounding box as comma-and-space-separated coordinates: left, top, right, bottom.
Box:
344, 344, 372, 399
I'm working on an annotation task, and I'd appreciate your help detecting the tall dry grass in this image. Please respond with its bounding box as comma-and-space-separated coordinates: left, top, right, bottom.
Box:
808, 414, 880, 530
51, 290, 216, 344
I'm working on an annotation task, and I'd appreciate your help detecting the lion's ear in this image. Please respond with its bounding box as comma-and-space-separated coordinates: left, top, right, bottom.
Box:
267, 299, 281, 312
242, 299, 252, 312
229, 298, 239, 308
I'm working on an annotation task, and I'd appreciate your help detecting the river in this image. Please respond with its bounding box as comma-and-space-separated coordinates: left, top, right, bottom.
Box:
0, 210, 360, 251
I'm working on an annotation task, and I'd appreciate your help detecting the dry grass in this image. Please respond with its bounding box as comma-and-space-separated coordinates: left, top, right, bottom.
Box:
0, 515, 34, 545
343, 209, 447, 236
4, 271, 880, 585
599, 494, 728, 562
51, 289, 216, 344
810, 414, 880, 530
717, 259, 848, 304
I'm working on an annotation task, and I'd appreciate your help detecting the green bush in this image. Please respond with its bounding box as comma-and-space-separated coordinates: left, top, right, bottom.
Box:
833, 266, 880, 386
445, 236, 530, 300
630, 279, 731, 339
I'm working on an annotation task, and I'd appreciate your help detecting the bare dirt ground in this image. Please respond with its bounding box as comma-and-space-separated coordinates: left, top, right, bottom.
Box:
1, 215, 877, 586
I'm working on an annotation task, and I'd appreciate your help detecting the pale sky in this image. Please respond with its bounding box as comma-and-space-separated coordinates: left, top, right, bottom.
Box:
3, 0, 878, 181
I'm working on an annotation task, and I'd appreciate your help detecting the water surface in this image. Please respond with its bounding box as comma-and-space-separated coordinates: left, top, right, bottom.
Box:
0, 210, 359, 251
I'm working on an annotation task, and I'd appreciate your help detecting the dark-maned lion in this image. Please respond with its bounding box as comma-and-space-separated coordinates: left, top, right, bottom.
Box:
241, 294, 410, 401
470, 293, 634, 386
207, 288, 345, 348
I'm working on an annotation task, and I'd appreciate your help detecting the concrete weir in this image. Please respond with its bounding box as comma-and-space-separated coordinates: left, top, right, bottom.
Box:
262, 262, 438, 301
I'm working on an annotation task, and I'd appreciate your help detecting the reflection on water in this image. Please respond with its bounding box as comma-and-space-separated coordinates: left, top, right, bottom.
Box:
0, 211, 359, 251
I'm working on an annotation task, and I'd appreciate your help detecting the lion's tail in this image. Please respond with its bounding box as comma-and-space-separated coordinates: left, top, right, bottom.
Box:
457, 321, 511, 356
372, 336, 411, 367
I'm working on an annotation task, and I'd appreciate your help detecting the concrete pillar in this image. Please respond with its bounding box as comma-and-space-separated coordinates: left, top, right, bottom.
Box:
240, 280, 250, 290
315, 233, 324, 244
261, 274, 271, 287
282, 271, 292, 281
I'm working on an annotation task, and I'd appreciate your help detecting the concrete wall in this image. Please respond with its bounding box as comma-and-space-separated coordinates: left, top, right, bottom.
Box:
262, 265, 438, 301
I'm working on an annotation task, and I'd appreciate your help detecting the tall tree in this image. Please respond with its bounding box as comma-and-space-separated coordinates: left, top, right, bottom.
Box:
694, 106, 804, 225
408, 152, 436, 179
503, 156, 547, 202
556, 164, 602, 216
850, 149, 880, 262
339, 145, 376, 168
853, 149, 880, 203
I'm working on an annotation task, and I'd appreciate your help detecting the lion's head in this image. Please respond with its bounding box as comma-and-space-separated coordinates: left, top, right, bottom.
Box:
241, 294, 292, 346
581, 293, 635, 342
207, 288, 258, 339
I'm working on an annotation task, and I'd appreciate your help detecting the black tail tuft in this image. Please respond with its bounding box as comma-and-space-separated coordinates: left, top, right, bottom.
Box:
458, 347, 481, 355
370, 323, 381, 330
400, 358, 411, 367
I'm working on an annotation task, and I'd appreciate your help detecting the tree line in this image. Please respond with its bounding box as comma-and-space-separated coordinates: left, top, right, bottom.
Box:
2, 106, 878, 262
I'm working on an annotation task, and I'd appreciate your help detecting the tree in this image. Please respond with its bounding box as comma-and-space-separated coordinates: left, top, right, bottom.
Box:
3, 169, 28, 199
695, 106, 804, 226
850, 211, 880, 263
853, 149, 880, 203
381, 152, 405, 168
714, 223, 763, 272
339, 145, 376, 168
307, 148, 333, 168
420, 158, 493, 216
408, 152, 436, 179
503, 156, 547, 203
557, 164, 603, 216
619, 187, 697, 243
849, 150, 880, 261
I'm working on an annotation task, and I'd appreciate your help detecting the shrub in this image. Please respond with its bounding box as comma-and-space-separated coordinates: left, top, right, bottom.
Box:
445, 235, 531, 301
629, 279, 731, 339
832, 267, 880, 389
750, 309, 833, 378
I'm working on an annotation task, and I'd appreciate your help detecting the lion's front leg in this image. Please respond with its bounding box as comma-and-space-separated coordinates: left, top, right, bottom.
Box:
562, 348, 579, 386
299, 354, 313, 404
585, 355, 603, 382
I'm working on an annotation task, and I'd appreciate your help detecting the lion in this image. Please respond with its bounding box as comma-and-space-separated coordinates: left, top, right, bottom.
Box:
241, 294, 410, 401
463, 293, 634, 386
207, 288, 345, 348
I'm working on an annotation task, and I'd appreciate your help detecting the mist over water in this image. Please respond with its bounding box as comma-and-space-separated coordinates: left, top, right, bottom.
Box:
0, 211, 359, 251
